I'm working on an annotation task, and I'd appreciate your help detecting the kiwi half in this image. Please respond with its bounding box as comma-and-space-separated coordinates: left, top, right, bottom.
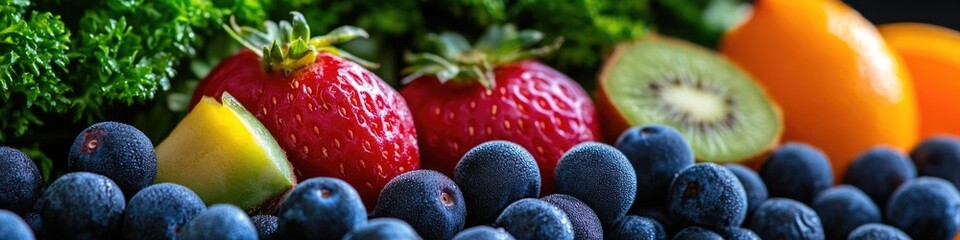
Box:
597, 36, 782, 163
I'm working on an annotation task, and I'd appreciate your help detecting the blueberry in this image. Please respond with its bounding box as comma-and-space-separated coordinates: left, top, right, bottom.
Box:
673, 227, 722, 240
748, 198, 824, 240
0, 209, 33, 240
541, 194, 603, 240
555, 142, 637, 226
495, 198, 574, 240
123, 183, 206, 240
39, 172, 125, 239
716, 227, 761, 240
632, 206, 677, 235
606, 215, 666, 240
725, 163, 768, 215
615, 125, 694, 207
343, 218, 421, 240
179, 204, 257, 240
277, 177, 366, 239
667, 163, 747, 228
760, 143, 833, 204
910, 136, 960, 189
847, 223, 910, 240
374, 170, 465, 240
885, 177, 960, 240
454, 141, 540, 226
251, 214, 278, 240
0, 146, 42, 215
452, 226, 515, 240
843, 146, 916, 208
810, 185, 880, 240
23, 211, 42, 237
68, 122, 157, 198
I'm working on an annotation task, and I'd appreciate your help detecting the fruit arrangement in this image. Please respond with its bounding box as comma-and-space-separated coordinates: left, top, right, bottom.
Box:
6, 121, 960, 239
4, 0, 960, 239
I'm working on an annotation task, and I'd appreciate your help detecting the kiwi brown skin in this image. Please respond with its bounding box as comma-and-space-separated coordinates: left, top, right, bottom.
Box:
595, 36, 784, 164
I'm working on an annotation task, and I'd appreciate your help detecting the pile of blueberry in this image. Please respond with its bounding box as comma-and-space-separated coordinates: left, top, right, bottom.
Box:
3, 122, 960, 240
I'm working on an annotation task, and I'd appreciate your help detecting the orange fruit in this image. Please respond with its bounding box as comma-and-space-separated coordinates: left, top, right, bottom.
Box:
719, 0, 918, 180
879, 23, 960, 138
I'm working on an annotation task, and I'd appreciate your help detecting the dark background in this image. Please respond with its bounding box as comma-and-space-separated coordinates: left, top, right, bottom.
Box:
844, 0, 960, 31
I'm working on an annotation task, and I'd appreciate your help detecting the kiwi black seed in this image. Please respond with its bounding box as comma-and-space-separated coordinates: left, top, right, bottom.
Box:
598, 36, 783, 163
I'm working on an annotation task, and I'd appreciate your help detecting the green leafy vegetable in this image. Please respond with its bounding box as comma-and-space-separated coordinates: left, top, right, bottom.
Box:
652, 0, 751, 47
67, 0, 226, 120
1, 0, 227, 141
1, 2, 71, 140
511, 0, 651, 69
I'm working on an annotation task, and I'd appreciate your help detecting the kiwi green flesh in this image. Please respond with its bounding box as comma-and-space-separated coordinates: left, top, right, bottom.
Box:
602, 38, 782, 162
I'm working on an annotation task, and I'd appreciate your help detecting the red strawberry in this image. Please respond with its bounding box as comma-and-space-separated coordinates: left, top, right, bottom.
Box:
190, 13, 419, 208
400, 25, 599, 195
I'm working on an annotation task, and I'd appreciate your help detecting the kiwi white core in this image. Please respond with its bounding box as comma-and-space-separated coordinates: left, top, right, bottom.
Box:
661, 86, 728, 122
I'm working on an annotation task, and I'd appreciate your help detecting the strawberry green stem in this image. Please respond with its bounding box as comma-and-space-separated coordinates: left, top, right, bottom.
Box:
223, 12, 377, 74
402, 24, 563, 89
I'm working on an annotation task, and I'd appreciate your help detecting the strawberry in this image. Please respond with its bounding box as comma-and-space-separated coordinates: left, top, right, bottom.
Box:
190, 13, 419, 208
400, 25, 599, 195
